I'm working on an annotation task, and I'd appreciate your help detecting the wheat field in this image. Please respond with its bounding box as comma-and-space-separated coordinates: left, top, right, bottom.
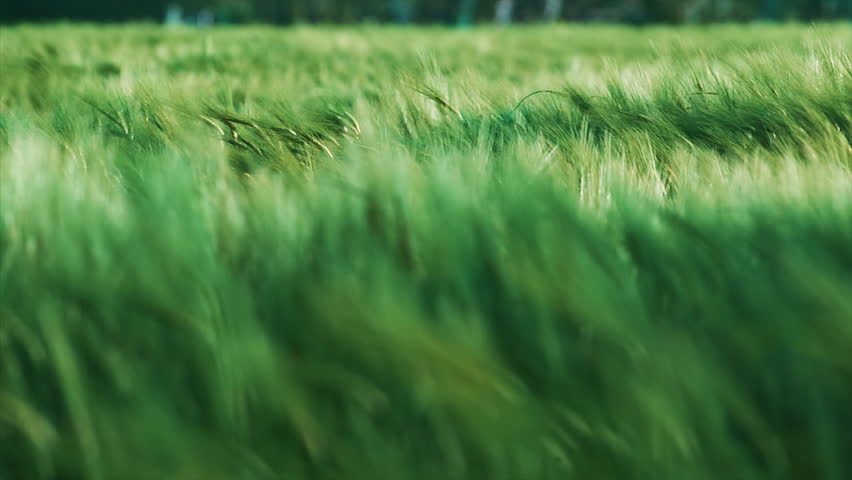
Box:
1, 23, 851, 479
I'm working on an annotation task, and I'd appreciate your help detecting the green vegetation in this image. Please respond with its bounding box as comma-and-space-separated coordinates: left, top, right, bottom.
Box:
1, 24, 851, 479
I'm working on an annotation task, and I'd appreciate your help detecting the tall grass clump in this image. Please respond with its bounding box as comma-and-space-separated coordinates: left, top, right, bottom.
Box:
1, 23, 851, 480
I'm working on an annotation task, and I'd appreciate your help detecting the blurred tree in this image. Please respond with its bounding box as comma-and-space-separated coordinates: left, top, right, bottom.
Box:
458, 0, 479, 26
495, 0, 516, 23
759, 0, 783, 20
644, 0, 691, 22
389, 0, 414, 23
544, 0, 565, 20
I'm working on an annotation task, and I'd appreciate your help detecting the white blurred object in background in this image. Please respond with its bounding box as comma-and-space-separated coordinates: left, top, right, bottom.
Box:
197, 9, 215, 27
165, 4, 183, 27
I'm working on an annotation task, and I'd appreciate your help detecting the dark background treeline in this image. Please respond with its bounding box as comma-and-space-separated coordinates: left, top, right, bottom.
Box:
3, 0, 851, 25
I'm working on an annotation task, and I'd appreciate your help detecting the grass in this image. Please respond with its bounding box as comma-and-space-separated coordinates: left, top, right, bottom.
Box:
1, 23, 851, 480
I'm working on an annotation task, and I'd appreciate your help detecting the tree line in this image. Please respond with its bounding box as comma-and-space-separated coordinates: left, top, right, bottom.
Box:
4, 0, 851, 24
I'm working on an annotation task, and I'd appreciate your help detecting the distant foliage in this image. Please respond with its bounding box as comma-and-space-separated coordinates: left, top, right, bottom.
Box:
3, 0, 851, 23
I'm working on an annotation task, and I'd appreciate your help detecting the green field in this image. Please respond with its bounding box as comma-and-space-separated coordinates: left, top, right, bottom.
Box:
1, 24, 851, 479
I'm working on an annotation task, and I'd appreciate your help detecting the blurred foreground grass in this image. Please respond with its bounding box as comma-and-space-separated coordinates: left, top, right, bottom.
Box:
1, 23, 851, 479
